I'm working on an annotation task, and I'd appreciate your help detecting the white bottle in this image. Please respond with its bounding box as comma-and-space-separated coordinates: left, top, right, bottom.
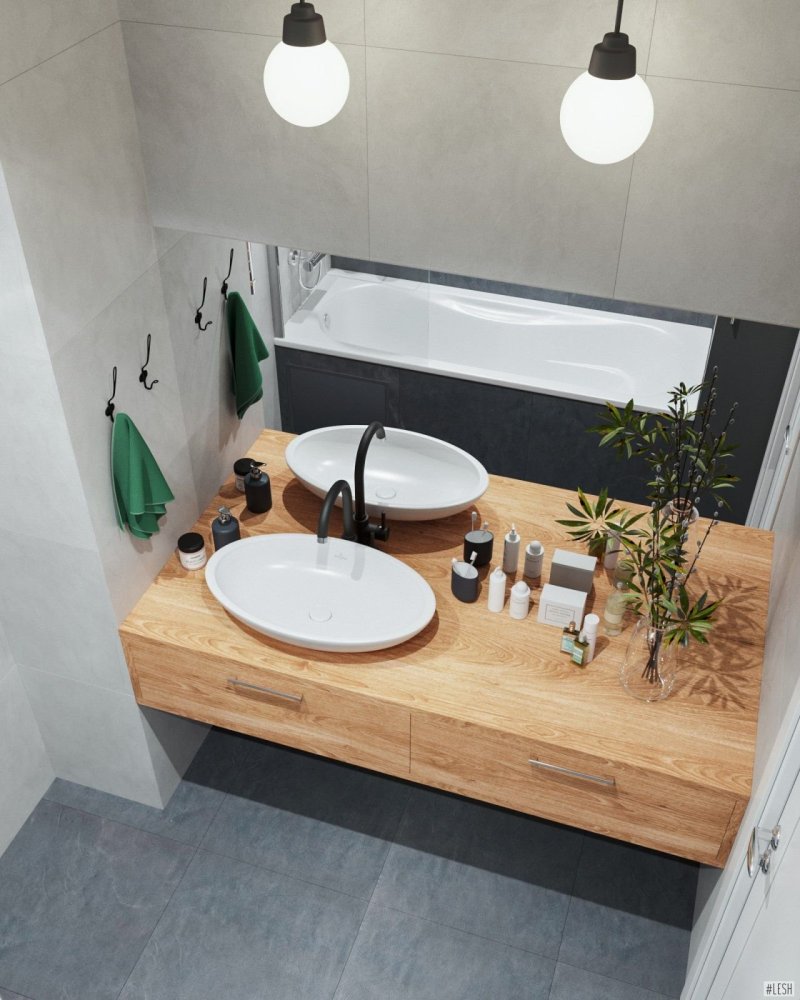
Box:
502, 524, 521, 574
509, 580, 531, 620
487, 567, 507, 613
523, 540, 545, 579
583, 613, 600, 663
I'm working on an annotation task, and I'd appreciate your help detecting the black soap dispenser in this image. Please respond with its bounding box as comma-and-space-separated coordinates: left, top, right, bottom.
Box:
245, 461, 272, 514
212, 506, 241, 550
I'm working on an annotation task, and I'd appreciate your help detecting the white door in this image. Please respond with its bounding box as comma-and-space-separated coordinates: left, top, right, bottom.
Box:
720, 771, 800, 998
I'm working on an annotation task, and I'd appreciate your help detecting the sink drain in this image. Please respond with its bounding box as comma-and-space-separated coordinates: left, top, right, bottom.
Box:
308, 605, 333, 623
375, 487, 397, 500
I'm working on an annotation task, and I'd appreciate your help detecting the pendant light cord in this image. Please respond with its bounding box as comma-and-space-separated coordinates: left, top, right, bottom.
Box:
614, 0, 624, 34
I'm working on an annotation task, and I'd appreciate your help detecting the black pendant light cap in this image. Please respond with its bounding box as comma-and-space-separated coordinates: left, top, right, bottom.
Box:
588, 32, 636, 80
282, 2, 327, 47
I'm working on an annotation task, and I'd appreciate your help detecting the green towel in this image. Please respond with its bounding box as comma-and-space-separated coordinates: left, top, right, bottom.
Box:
227, 291, 269, 419
111, 412, 175, 539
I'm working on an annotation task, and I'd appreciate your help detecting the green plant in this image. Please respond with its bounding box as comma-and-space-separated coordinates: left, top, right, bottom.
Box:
557, 371, 737, 684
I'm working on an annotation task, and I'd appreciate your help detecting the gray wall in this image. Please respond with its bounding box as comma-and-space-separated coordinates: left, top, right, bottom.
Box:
119, 0, 800, 327
0, 4, 278, 849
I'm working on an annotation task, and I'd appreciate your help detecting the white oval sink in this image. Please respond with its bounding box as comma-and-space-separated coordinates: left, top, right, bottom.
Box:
205, 534, 436, 652
285, 425, 488, 521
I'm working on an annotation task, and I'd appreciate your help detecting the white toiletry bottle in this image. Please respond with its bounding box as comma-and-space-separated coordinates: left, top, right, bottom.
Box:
502, 524, 521, 574
509, 580, 531, 620
487, 567, 507, 613
523, 540, 545, 579
582, 613, 600, 663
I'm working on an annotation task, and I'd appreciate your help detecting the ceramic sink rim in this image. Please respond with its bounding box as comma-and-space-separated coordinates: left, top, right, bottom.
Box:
204, 533, 436, 652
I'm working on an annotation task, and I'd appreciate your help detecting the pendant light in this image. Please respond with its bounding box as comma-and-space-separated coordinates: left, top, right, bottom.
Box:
264, 2, 350, 128
560, 0, 653, 164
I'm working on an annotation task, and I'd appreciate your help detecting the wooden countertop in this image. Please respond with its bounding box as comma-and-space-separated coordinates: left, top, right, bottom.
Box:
121, 429, 773, 804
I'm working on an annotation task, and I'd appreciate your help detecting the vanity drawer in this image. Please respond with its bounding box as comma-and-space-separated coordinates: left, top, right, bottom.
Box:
125, 639, 410, 777
410, 712, 741, 866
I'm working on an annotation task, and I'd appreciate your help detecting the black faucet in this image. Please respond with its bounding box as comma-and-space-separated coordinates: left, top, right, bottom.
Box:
317, 480, 357, 543
353, 421, 390, 547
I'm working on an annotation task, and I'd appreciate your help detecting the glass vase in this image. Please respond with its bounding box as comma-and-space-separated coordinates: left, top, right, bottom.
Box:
664, 498, 700, 582
620, 617, 682, 702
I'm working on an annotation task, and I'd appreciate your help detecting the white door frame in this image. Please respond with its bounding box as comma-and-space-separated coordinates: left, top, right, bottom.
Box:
748, 332, 800, 529
683, 693, 800, 998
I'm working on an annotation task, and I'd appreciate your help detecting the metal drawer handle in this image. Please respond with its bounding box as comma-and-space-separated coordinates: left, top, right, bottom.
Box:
227, 678, 303, 704
528, 758, 615, 787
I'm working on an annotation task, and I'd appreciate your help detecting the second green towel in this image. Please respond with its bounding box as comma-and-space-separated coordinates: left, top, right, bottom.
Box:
111, 412, 175, 539
227, 291, 269, 419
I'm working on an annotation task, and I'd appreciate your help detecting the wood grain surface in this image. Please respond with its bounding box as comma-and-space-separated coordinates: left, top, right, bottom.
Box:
120, 429, 773, 865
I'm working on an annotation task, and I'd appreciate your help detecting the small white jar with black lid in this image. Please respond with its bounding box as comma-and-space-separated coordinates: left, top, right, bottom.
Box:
177, 532, 207, 570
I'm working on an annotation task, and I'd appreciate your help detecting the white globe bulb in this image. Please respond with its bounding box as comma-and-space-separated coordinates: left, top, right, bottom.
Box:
560, 72, 654, 165
264, 40, 350, 128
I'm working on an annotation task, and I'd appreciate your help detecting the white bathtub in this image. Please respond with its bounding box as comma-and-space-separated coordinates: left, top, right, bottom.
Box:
280, 269, 712, 412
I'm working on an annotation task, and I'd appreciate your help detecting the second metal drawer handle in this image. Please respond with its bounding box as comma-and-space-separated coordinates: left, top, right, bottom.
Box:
227, 678, 303, 704
528, 758, 615, 787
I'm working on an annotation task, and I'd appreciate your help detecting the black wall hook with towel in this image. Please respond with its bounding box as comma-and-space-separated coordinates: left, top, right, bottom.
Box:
195, 276, 212, 330
221, 248, 234, 300
139, 333, 159, 390
105, 366, 117, 423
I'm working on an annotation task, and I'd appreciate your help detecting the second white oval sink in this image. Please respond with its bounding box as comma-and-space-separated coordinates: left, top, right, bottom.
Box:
205, 534, 436, 652
285, 425, 489, 521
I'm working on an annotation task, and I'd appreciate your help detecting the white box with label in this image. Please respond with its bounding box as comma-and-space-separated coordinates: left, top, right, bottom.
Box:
536, 584, 587, 629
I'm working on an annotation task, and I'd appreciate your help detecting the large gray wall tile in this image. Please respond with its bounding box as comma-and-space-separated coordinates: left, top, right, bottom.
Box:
50, 263, 201, 623
122, 21, 369, 255
0, 0, 117, 85
119, 0, 364, 44
648, 0, 800, 91
365, 0, 656, 69
0, 531, 133, 692
616, 77, 800, 327
0, 669, 53, 856
0, 25, 156, 352
366, 48, 631, 296
19, 666, 169, 807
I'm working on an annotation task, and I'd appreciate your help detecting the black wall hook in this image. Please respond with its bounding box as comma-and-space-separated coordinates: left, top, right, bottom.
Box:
105, 366, 117, 423
221, 248, 234, 300
195, 276, 212, 330
139, 333, 159, 391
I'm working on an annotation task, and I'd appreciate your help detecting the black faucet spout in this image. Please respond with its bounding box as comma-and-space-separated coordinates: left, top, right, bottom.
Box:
353, 421, 390, 547
317, 479, 356, 543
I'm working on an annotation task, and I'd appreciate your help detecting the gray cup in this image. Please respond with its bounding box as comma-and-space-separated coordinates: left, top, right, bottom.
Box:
451, 561, 480, 603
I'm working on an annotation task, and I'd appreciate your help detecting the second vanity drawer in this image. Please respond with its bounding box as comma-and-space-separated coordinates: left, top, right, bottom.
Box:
410, 712, 740, 866
126, 639, 411, 777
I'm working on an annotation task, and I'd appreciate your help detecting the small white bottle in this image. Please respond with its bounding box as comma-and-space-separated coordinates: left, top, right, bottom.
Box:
502, 524, 521, 574
523, 540, 545, 579
487, 567, 507, 613
509, 580, 531, 620
582, 613, 600, 663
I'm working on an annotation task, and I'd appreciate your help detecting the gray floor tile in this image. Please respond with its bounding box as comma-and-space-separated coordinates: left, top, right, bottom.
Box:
571, 834, 698, 929
549, 962, 672, 1000
200, 738, 411, 897
0, 990, 34, 1000
0, 799, 193, 1000
335, 902, 555, 1000
372, 786, 581, 957
119, 848, 367, 1000
558, 899, 690, 998
44, 776, 225, 846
